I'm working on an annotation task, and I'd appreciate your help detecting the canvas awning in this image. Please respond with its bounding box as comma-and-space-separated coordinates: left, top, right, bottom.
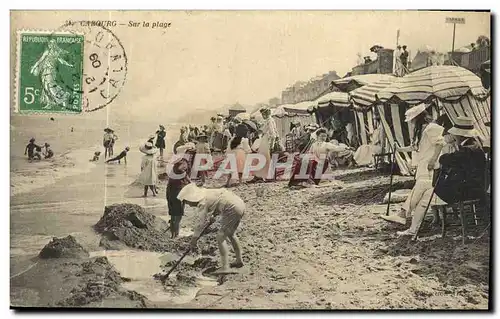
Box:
313, 91, 350, 109
376, 65, 489, 105
349, 76, 397, 109
332, 74, 396, 92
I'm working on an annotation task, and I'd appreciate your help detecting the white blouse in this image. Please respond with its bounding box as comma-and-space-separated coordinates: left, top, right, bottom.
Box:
309, 141, 348, 161
262, 117, 278, 139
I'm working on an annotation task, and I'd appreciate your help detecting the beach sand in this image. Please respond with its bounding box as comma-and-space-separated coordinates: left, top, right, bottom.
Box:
10, 161, 490, 309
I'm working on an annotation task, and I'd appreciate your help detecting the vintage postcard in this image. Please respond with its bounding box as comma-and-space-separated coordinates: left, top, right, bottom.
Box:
10, 10, 491, 310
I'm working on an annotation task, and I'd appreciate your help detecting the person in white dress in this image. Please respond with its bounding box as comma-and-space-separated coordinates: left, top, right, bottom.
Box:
138, 142, 159, 197
225, 124, 252, 187
253, 107, 279, 181
381, 103, 445, 230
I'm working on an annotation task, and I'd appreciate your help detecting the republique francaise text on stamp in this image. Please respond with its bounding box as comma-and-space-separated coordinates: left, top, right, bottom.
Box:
15, 23, 128, 114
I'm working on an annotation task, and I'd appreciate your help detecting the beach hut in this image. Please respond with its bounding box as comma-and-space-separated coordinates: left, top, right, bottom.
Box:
349, 75, 396, 146
228, 104, 246, 118
376, 65, 491, 174
271, 102, 317, 143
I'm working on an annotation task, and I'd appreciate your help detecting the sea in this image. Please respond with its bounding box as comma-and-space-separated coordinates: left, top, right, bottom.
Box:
10, 114, 215, 305
10, 114, 182, 196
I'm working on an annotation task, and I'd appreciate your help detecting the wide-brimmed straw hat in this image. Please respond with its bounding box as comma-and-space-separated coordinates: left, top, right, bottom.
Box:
448, 116, 479, 138
405, 103, 429, 122
139, 142, 158, 155
177, 183, 207, 203
104, 128, 114, 133
259, 107, 271, 115
159, 125, 165, 130
196, 134, 208, 140
176, 142, 196, 154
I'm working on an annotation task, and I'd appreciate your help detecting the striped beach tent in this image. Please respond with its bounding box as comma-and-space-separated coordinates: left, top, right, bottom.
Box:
349, 77, 396, 151
266, 102, 317, 144
350, 76, 397, 110
376, 65, 488, 104
375, 65, 490, 174
314, 92, 350, 109
332, 74, 397, 93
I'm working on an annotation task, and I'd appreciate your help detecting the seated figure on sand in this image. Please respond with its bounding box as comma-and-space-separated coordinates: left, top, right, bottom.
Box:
178, 183, 245, 275
106, 147, 130, 164
353, 114, 385, 167
25, 138, 42, 161
43, 143, 54, 159
328, 139, 356, 168
395, 117, 486, 236
90, 151, 101, 162
288, 128, 349, 188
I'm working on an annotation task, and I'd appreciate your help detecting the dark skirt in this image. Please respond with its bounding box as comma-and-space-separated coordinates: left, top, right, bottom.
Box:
155, 138, 165, 149
288, 155, 329, 186
166, 183, 185, 216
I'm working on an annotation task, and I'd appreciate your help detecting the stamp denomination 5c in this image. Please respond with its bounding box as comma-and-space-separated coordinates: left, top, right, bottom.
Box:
16, 31, 84, 113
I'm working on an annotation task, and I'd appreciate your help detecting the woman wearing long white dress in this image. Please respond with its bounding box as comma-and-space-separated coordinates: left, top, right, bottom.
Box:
253, 108, 279, 181
138, 142, 159, 197
225, 124, 252, 187
381, 103, 445, 227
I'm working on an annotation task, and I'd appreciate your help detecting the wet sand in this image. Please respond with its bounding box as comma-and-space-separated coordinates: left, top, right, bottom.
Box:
10, 165, 490, 309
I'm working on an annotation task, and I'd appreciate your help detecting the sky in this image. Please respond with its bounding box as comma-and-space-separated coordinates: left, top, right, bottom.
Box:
11, 10, 490, 122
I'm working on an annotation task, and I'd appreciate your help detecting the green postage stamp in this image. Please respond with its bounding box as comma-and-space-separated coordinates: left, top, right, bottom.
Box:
15, 31, 84, 114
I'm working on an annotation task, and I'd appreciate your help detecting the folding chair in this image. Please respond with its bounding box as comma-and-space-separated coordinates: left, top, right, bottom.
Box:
413, 192, 490, 244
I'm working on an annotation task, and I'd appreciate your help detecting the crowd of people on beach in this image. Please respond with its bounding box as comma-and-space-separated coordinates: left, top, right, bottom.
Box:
156, 101, 489, 274
41, 99, 485, 276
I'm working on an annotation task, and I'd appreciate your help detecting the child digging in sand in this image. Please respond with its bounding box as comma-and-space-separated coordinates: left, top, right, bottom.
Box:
178, 183, 245, 274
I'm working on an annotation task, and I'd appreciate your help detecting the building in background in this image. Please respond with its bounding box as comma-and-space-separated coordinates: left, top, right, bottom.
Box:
350, 48, 394, 76
268, 97, 281, 107
281, 71, 340, 104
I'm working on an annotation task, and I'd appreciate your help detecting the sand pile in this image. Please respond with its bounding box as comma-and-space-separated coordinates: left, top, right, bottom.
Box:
94, 203, 174, 252
57, 256, 147, 308
12, 235, 148, 308
39, 235, 89, 259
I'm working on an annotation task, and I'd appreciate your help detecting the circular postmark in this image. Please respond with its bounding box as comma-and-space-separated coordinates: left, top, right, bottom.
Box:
51, 21, 128, 112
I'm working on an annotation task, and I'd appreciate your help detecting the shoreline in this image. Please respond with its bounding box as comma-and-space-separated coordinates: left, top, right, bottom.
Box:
10, 166, 490, 309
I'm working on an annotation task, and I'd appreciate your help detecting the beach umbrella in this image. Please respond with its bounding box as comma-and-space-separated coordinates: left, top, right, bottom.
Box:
349, 76, 397, 110
234, 112, 251, 121
282, 102, 314, 115
376, 65, 489, 105
332, 74, 396, 92
314, 92, 350, 109
271, 106, 287, 117
242, 119, 257, 132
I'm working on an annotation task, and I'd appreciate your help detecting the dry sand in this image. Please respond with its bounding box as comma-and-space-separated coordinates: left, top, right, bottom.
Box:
11, 167, 490, 309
